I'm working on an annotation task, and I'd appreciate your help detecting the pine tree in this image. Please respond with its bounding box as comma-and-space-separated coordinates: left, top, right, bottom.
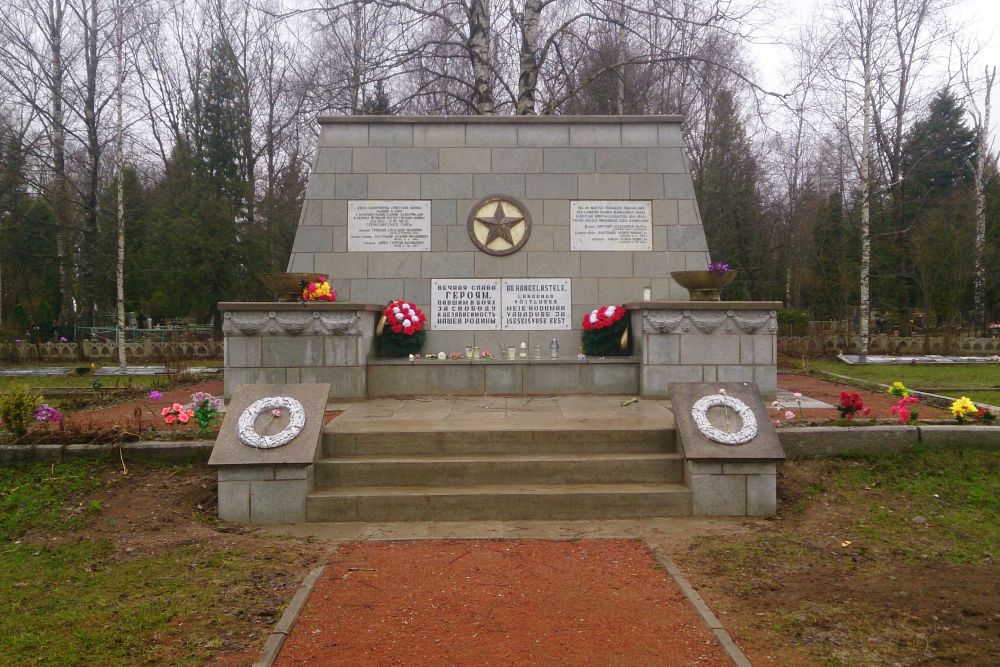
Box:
694, 88, 775, 299
901, 89, 977, 324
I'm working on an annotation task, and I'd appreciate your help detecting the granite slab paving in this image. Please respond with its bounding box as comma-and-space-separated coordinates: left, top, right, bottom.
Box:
775, 390, 833, 409
839, 353, 1000, 364
0, 367, 73, 376
92, 365, 222, 376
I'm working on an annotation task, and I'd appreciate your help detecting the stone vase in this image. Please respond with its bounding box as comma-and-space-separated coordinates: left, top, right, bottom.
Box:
670, 270, 737, 302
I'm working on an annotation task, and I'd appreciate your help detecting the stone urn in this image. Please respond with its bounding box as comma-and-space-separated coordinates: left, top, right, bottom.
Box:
670, 270, 737, 302
261, 273, 317, 302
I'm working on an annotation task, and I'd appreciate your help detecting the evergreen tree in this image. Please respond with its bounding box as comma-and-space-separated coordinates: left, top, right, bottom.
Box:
900, 89, 977, 324
694, 88, 776, 299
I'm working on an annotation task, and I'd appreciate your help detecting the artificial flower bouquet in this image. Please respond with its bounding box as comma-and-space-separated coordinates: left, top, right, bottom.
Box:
950, 396, 996, 424
378, 300, 427, 357
581, 304, 629, 356
837, 391, 870, 419
301, 275, 336, 302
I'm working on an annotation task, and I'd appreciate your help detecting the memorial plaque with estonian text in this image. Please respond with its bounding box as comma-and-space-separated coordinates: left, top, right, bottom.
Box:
431, 279, 501, 330
348, 200, 431, 252
501, 279, 571, 330
570, 200, 652, 251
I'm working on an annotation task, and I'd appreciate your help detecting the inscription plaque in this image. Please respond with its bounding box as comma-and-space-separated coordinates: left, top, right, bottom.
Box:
501, 279, 572, 330
348, 200, 431, 252
431, 279, 501, 330
570, 200, 652, 251
430, 279, 572, 331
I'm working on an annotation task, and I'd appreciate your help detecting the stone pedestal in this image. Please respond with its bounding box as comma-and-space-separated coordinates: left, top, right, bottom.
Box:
630, 302, 780, 398
670, 382, 785, 516
209, 383, 329, 524
220, 302, 379, 399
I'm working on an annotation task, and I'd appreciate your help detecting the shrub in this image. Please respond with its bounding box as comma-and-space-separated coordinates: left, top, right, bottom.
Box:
0, 383, 42, 439
777, 308, 810, 336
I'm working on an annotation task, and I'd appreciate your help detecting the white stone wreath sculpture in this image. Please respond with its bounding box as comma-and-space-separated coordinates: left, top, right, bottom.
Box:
690, 394, 758, 445
237, 396, 306, 449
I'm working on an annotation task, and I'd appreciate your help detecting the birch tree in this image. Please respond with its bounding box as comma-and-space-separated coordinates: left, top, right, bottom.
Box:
961, 59, 996, 331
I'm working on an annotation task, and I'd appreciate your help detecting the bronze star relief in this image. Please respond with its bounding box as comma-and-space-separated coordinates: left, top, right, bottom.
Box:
475, 202, 524, 247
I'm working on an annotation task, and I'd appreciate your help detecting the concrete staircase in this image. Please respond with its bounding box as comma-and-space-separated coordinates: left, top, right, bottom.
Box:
306, 426, 691, 522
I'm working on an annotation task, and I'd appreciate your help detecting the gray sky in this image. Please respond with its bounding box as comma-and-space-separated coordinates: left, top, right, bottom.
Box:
748, 0, 999, 137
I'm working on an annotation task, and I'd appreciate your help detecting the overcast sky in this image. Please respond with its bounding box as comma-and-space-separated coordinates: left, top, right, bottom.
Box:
747, 0, 999, 136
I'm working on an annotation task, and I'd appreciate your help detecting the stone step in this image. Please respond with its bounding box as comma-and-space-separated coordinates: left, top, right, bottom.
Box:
322, 428, 676, 457
314, 452, 684, 487
305, 483, 692, 522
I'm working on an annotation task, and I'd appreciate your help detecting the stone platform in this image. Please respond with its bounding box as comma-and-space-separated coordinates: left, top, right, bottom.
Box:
220, 301, 779, 399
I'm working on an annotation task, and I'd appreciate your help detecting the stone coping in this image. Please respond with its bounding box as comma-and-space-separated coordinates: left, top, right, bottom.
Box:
368, 356, 639, 365
670, 382, 786, 462
625, 301, 783, 311
317, 114, 684, 125
219, 302, 383, 312
209, 383, 330, 467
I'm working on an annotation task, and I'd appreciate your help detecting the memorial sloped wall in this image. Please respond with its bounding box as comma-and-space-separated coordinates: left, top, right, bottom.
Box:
287, 116, 711, 352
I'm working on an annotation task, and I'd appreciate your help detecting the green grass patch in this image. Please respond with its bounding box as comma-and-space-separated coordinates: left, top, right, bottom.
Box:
0, 461, 106, 541
829, 446, 1000, 562
0, 541, 277, 666
803, 359, 1000, 390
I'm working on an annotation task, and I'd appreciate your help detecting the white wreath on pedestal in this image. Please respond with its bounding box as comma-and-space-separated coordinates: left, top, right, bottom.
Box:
237, 396, 306, 449
691, 394, 758, 445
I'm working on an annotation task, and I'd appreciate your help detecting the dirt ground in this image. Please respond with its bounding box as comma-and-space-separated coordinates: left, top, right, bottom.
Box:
676, 459, 1000, 667
275, 540, 730, 667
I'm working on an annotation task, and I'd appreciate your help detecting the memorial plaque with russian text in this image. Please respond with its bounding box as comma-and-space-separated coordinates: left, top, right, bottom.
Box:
570, 200, 652, 251
431, 279, 501, 330
501, 279, 572, 330
348, 200, 431, 252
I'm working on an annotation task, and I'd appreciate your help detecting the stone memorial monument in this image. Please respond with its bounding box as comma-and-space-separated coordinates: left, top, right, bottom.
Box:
221, 115, 778, 399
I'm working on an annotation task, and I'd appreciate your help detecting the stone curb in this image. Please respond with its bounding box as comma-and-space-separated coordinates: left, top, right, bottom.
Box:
646, 543, 752, 667
253, 564, 327, 667
0, 441, 213, 463
779, 425, 1000, 458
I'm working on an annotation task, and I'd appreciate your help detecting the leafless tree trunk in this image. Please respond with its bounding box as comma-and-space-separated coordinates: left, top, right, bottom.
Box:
963, 63, 996, 331
515, 0, 543, 114
467, 0, 493, 114
115, 0, 126, 368
858, 0, 875, 358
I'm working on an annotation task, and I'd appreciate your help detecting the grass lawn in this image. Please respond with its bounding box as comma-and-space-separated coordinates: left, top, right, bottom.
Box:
802, 358, 1000, 406
683, 445, 1000, 666
0, 461, 320, 666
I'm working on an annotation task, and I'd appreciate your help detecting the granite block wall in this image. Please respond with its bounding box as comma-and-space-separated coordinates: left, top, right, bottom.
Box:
288, 116, 710, 352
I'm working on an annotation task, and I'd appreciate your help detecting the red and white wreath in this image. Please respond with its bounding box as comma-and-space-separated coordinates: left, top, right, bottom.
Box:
581, 304, 625, 331
383, 300, 426, 336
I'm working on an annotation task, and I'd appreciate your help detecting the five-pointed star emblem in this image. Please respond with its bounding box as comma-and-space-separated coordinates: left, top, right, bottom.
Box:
475, 202, 524, 247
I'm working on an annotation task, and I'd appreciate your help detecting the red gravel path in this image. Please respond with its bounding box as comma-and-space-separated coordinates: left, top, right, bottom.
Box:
275, 540, 730, 667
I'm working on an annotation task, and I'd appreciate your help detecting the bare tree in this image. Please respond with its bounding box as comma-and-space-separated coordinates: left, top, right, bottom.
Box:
960, 56, 996, 331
